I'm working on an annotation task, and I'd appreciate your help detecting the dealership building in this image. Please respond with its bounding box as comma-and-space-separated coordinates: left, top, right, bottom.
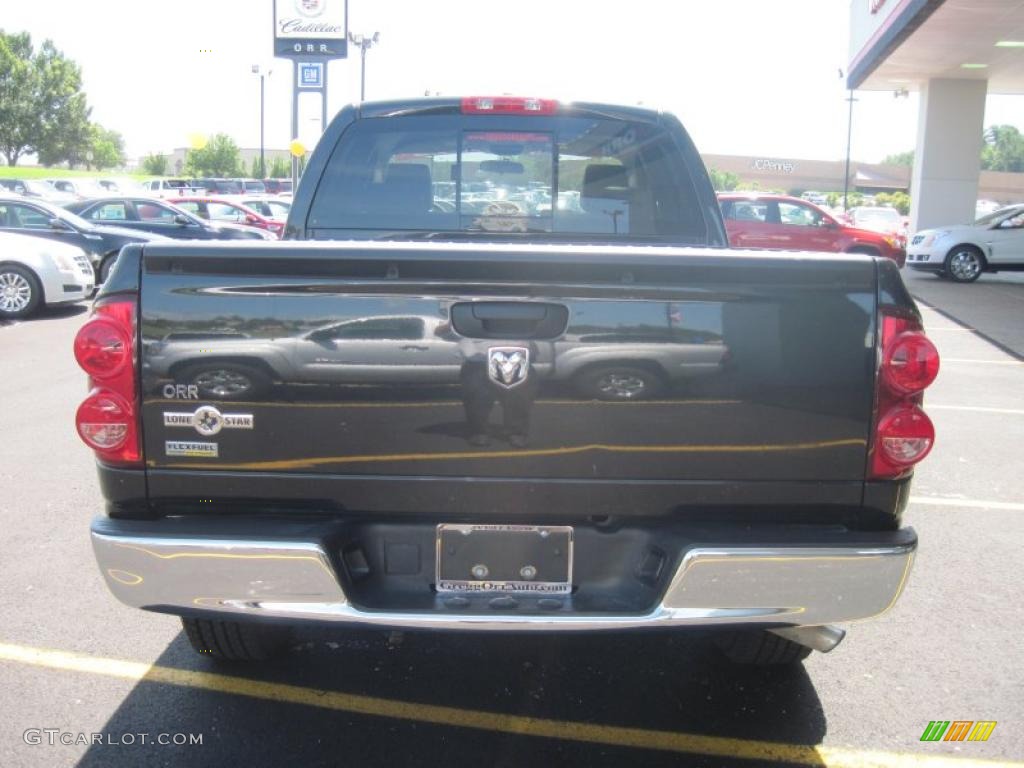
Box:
701, 153, 1024, 203
847, 0, 1024, 229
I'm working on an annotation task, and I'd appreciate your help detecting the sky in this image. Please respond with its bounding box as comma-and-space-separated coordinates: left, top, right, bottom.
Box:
1, 0, 1019, 165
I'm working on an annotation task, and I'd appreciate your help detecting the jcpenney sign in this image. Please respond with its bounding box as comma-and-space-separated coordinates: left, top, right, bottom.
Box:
752, 158, 796, 174
274, 0, 348, 58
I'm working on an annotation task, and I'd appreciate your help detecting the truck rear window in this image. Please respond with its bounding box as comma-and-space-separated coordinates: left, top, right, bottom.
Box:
308, 114, 706, 242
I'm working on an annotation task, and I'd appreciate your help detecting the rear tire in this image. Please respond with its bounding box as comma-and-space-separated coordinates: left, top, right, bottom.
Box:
182, 617, 289, 661
177, 361, 272, 400
574, 365, 665, 401
0, 264, 42, 319
715, 631, 812, 666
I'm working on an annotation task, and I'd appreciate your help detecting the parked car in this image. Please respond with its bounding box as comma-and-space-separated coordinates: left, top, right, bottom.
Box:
98, 178, 151, 196
0, 231, 94, 318
0, 178, 77, 204
847, 206, 906, 249
169, 196, 283, 237
194, 178, 245, 195
0, 195, 169, 283
82, 97, 934, 669
64, 197, 276, 241
46, 178, 109, 200
142, 179, 201, 198
238, 196, 291, 222
906, 203, 1024, 282
144, 311, 726, 401
262, 179, 293, 195
718, 193, 906, 266
234, 178, 266, 194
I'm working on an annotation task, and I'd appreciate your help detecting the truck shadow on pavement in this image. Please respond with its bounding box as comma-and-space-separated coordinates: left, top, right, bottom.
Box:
905, 271, 1024, 361
78, 627, 827, 768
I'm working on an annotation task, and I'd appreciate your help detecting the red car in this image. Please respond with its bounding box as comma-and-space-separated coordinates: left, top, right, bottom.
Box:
169, 197, 283, 238
718, 193, 905, 266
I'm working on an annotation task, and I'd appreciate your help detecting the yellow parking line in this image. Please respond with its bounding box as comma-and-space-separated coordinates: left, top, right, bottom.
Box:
0, 642, 1018, 768
159, 438, 865, 472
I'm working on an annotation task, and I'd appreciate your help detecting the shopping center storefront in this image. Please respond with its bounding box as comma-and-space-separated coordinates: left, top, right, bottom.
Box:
700, 152, 1024, 204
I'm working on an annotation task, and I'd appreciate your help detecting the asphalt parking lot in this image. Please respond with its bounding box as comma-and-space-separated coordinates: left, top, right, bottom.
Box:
1, 268, 1022, 768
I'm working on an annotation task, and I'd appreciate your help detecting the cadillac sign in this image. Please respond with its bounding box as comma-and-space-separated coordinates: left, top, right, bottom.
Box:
274, 0, 348, 58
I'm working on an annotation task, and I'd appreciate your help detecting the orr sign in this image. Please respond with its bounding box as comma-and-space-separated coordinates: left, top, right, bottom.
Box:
274, 0, 348, 58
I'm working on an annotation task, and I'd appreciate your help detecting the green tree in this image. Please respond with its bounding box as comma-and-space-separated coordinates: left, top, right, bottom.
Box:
184, 133, 242, 177
708, 167, 740, 191
142, 153, 168, 175
981, 125, 1024, 172
882, 150, 914, 167
268, 155, 289, 178
874, 191, 911, 215
88, 124, 125, 170
250, 155, 265, 179
0, 31, 93, 166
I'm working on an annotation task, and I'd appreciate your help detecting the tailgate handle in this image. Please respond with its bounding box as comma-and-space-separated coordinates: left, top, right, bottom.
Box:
472, 304, 547, 321
451, 302, 569, 340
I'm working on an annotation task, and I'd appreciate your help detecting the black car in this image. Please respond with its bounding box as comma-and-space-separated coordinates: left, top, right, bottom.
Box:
195, 178, 245, 194
0, 196, 169, 283
262, 179, 293, 195
64, 197, 273, 244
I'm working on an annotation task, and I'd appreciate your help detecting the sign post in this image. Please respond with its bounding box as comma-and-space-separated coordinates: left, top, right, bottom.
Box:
272, 0, 348, 189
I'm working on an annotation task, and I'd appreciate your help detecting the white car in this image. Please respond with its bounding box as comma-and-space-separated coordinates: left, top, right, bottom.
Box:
238, 196, 291, 223
906, 204, 1024, 283
0, 232, 95, 319
46, 178, 109, 200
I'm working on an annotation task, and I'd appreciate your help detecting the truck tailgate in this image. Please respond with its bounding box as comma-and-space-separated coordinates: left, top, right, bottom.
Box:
139, 242, 876, 498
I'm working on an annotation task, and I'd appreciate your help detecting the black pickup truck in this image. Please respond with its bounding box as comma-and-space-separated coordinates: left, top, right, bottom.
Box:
77, 97, 939, 665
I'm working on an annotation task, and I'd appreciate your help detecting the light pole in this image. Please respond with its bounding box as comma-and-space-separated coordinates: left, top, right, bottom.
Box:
348, 31, 380, 102
251, 65, 271, 178
843, 90, 857, 212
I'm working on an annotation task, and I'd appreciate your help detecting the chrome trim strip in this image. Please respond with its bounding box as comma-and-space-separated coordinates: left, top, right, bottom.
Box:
91, 529, 915, 631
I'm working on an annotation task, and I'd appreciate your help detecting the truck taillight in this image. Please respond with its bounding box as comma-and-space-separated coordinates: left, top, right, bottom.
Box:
869, 314, 939, 479
461, 96, 559, 115
876, 405, 934, 467
73, 298, 141, 466
882, 330, 939, 394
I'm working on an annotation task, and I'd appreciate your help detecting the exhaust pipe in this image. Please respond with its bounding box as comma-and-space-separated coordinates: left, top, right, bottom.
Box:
769, 625, 846, 653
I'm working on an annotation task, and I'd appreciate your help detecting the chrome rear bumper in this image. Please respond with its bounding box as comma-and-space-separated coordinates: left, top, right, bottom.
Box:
91, 518, 915, 632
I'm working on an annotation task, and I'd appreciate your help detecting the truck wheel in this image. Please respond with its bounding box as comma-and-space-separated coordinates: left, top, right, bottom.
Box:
944, 245, 985, 283
575, 365, 664, 401
0, 265, 42, 319
181, 617, 289, 661
178, 362, 271, 400
715, 631, 812, 665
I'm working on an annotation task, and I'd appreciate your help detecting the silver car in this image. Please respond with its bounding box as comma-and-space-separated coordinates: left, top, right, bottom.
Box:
0, 231, 94, 318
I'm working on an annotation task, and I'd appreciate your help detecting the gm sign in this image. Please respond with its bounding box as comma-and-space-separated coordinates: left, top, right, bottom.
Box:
274, 0, 348, 58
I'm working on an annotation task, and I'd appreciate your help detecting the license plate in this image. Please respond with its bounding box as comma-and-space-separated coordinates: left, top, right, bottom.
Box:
436, 524, 573, 594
